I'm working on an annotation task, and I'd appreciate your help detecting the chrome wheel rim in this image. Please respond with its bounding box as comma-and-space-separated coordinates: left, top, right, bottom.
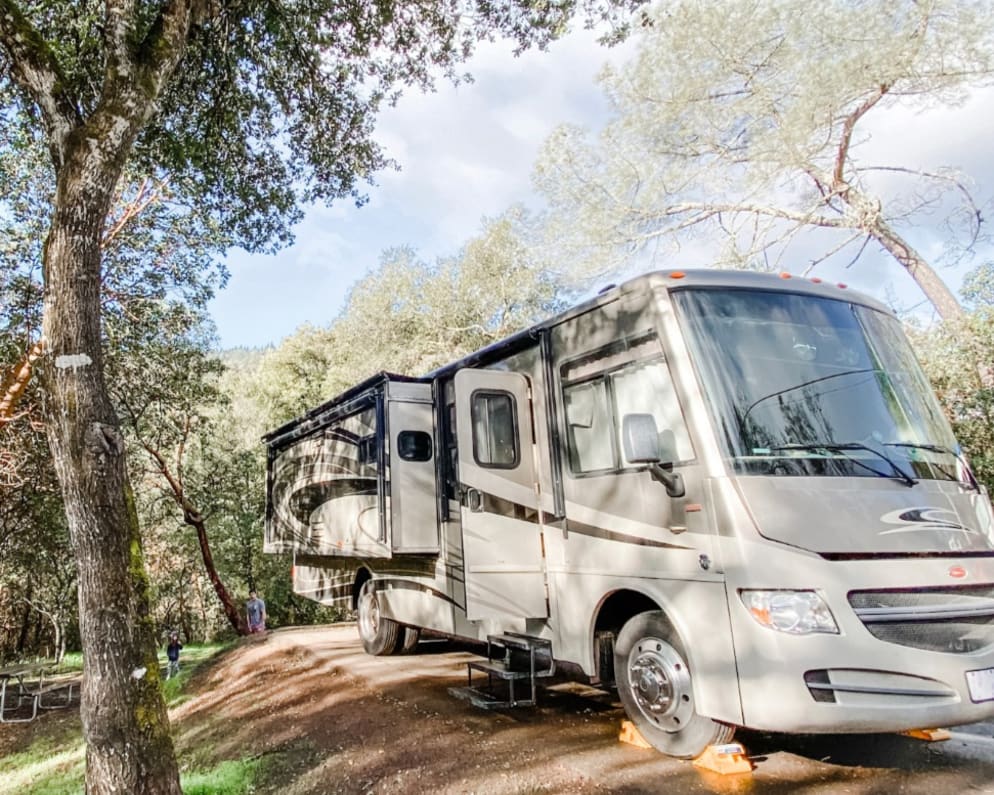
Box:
358, 582, 380, 640
627, 635, 695, 732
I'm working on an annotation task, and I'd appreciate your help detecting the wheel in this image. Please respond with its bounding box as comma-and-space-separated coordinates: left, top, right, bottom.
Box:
356, 579, 400, 656
394, 626, 421, 655
614, 611, 734, 759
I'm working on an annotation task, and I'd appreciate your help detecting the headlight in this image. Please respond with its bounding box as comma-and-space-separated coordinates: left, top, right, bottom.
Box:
739, 590, 839, 635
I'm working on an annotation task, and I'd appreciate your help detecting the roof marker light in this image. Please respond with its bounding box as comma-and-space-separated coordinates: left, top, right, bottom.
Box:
810, 277, 822, 284
837, 283, 848, 289
669, 271, 686, 279
779, 272, 792, 279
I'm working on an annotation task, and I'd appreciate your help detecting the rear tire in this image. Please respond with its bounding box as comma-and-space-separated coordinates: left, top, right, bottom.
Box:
614, 611, 734, 759
357, 579, 400, 656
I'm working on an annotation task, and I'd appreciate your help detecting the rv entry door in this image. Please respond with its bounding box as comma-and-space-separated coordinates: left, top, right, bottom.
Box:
454, 369, 548, 620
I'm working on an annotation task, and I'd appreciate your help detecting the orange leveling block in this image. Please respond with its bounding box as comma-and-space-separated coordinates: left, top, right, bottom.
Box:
692, 742, 755, 775
901, 728, 951, 742
618, 720, 653, 749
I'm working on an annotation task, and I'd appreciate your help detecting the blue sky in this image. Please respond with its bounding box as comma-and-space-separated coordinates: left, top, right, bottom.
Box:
208, 30, 631, 349
207, 27, 994, 350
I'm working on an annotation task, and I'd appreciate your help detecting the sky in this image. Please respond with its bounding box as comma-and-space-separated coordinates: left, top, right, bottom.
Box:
208, 29, 632, 349
207, 24, 994, 350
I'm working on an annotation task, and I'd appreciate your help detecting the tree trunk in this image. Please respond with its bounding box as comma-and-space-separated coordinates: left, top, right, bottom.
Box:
869, 218, 964, 321
142, 441, 247, 635
16, 582, 32, 653
0, 339, 45, 423
840, 185, 965, 320
39, 144, 181, 794
57, 618, 66, 663
187, 512, 246, 635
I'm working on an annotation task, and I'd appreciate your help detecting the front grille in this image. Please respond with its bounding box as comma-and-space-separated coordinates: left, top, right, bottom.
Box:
848, 585, 994, 654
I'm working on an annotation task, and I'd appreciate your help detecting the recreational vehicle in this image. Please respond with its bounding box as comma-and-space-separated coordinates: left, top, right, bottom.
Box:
263, 269, 994, 758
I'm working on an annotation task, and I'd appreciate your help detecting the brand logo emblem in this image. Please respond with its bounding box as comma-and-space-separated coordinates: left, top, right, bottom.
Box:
948, 565, 967, 579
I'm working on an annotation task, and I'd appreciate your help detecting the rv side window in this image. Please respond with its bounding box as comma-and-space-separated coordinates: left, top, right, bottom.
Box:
613, 360, 694, 465
358, 434, 377, 465
562, 358, 694, 475
470, 390, 519, 468
397, 430, 433, 462
563, 380, 615, 472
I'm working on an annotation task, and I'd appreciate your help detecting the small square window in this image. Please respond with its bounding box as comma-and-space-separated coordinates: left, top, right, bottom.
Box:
397, 430, 433, 462
358, 434, 377, 465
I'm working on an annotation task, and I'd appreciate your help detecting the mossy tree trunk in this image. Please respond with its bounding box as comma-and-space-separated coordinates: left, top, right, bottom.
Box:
40, 131, 182, 794
1, 1, 203, 789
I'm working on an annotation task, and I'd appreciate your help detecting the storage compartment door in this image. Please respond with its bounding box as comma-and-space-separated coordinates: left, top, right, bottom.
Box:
454, 369, 547, 620
388, 395, 440, 554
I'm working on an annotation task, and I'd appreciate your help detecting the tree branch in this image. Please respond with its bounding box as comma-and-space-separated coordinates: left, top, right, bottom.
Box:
800, 232, 863, 276
135, 0, 211, 94
648, 200, 850, 232
0, 0, 82, 164
833, 84, 890, 189
0, 339, 46, 425
855, 165, 984, 245
105, 0, 138, 80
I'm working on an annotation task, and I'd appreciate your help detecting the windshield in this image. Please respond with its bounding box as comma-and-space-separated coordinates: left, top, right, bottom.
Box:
673, 288, 963, 483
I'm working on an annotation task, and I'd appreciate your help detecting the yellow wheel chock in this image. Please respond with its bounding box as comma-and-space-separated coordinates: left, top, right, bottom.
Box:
901, 727, 951, 742
618, 720, 653, 749
692, 742, 754, 775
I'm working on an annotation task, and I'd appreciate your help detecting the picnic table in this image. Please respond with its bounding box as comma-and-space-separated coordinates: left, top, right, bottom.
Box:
0, 661, 76, 723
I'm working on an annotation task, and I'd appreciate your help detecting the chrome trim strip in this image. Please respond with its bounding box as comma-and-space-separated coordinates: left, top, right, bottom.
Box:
855, 603, 994, 623
806, 682, 953, 698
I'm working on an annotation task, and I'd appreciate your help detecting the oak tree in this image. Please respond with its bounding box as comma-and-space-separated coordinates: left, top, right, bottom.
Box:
0, 1, 639, 791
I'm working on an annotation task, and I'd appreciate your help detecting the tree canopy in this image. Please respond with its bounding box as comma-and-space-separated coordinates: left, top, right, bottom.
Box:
535, 0, 994, 319
1, 2, 642, 792
1, 0, 640, 251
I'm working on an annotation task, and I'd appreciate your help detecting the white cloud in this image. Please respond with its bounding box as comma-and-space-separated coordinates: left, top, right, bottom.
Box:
210, 25, 992, 348
211, 27, 633, 347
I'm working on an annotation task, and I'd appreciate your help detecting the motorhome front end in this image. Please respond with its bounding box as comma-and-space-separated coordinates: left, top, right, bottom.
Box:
264, 269, 994, 758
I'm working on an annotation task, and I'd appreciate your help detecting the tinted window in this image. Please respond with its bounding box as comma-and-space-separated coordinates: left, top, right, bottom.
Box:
562, 350, 694, 475
673, 288, 960, 481
471, 391, 519, 468
397, 430, 433, 462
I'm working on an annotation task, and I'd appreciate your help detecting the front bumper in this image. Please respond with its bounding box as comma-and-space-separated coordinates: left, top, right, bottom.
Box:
727, 551, 994, 733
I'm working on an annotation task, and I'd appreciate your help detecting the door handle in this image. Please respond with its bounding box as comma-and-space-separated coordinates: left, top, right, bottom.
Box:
464, 487, 484, 513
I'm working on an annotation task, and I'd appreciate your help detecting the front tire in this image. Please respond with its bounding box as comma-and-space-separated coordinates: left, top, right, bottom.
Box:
357, 579, 400, 656
395, 626, 421, 654
614, 611, 734, 759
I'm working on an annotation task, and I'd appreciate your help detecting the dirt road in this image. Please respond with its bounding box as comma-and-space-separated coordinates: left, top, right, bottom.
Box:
170, 624, 994, 794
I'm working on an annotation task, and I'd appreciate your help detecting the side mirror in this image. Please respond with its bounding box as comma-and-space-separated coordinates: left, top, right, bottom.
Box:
621, 413, 685, 498
622, 413, 661, 464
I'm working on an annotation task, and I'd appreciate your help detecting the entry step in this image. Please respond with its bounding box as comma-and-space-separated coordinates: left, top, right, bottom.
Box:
467, 659, 534, 680
455, 632, 556, 708
487, 633, 555, 675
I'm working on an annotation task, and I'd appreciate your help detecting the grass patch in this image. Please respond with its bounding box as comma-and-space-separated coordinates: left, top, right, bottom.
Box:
182, 758, 266, 795
0, 751, 271, 795
56, 653, 84, 674
0, 642, 238, 795
0, 731, 85, 795
161, 642, 230, 704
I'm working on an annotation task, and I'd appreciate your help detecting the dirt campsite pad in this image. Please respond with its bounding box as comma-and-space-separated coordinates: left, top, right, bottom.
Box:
171, 625, 994, 794
5, 624, 994, 794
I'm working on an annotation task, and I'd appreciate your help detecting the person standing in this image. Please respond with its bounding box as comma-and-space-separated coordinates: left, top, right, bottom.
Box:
246, 590, 267, 634
166, 632, 183, 679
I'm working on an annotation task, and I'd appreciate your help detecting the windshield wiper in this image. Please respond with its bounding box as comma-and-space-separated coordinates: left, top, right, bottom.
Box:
766, 442, 918, 488
883, 442, 980, 492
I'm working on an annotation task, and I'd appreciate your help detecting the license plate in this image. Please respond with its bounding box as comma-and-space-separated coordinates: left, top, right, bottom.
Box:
966, 667, 994, 702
